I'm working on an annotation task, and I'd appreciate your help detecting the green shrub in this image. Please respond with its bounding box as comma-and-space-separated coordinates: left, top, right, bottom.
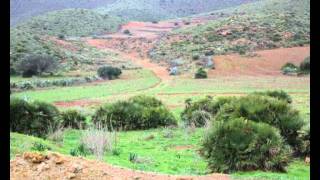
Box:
10, 98, 60, 137
16, 54, 58, 77
201, 118, 291, 173
123, 29, 131, 35
214, 95, 304, 151
69, 144, 91, 157
97, 66, 122, 80
297, 123, 310, 157
58, 34, 65, 40
92, 96, 177, 130
281, 62, 298, 75
194, 68, 207, 79
251, 90, 292, 103
192, 54, 200, 60
31, 142, 51, 151
181, 96, 235, 127
299, 56, 310, 73
60, 110, 86, 129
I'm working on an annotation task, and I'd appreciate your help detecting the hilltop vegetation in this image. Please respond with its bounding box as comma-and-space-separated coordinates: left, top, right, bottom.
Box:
96, 0, 258, 21
150, 0, 310, 69
15, 9, 123, 37
10, 28, 137, 75
10, 0, 117, 25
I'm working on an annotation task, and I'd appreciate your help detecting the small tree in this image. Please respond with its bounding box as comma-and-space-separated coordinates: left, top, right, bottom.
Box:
16, 54, 58, 77
97, 66, 122, 80
299, 57, 310, 73
58, 34, 65, 40
281, 62, 298, 75
195, 68, 207, 79
123, 29, 131, 35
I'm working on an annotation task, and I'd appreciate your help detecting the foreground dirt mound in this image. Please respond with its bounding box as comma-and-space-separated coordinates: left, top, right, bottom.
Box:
11, 152, 230, 180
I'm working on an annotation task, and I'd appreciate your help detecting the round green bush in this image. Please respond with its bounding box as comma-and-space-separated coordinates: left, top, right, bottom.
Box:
251, 90, 292, 103
97, 66, 122, 80
297, 123, 310, 157
195, 68, 207, 79
92, 96, 177, 130
299, 56, 310, 73
60, 109, 87, 129
181, 96, 235, 127
281, 62, 298, 74
214, 95, 304, 151
10, 98, 60, 137
201, 118, 291, 173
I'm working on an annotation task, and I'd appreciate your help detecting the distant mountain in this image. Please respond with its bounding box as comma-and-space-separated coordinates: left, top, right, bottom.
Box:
10, 0, 117, 26
11, 0, 257, 25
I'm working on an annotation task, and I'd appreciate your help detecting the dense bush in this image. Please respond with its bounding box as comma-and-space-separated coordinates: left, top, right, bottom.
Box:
281, 62, 298, 75
214, 95, 305, 150
92, 95, 177, 130
192, 54, 200, 60
297, 123, 310, 157
194, 68, 207, 79
251, 90, 292, 103
181, 96, 235, 127
97, 66, 122, 80
10, 98, 60, 137
299, 56, 310, 73
16, 54, 58, 77
123, 29, 131, 35
60, 109, 86, 129
201, 118, 291, 173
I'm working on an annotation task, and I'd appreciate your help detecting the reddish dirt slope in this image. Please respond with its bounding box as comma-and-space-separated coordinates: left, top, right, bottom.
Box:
209, 46, 310, 76
11, 152, 230, 180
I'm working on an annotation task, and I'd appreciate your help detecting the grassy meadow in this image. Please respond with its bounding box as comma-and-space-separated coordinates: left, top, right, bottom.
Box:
10, 67, 310, 179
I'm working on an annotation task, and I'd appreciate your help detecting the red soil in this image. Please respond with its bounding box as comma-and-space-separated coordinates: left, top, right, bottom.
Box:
11, 152, 230, 180
209, 46, 310, 77
53, 99, 102, 108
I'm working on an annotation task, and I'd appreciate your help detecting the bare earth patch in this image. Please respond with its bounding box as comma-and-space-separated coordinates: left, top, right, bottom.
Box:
11, 152, 230, 180
209, 46, 310, 77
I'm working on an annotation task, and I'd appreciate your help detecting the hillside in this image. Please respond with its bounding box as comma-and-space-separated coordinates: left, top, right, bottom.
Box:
149, 0, 310, 69
95, 0, 258, 22
10, 28, 137, 75
10, 0, 117, 26
11, 0, 258, 25
14, 9, 123, 37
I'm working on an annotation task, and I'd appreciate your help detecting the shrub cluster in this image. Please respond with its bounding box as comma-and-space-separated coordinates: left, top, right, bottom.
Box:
10, 98, 60, 137
214, 95, 304, 149
201, 118, 291, 173
10, 75, 100, 92
16, 54, 58, 77
299, 56, 310, 73
281, 62, 298, 75
92, 95, 177, 130
181, 96, 235, 127
180, 91, 307, 173
252, 90, 292, 103
194, 68, 207, 79
60, 109, 87, 129
97, 66, 122, 80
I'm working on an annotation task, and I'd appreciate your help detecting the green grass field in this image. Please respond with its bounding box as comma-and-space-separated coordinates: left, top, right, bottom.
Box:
10, 69, 310, 179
